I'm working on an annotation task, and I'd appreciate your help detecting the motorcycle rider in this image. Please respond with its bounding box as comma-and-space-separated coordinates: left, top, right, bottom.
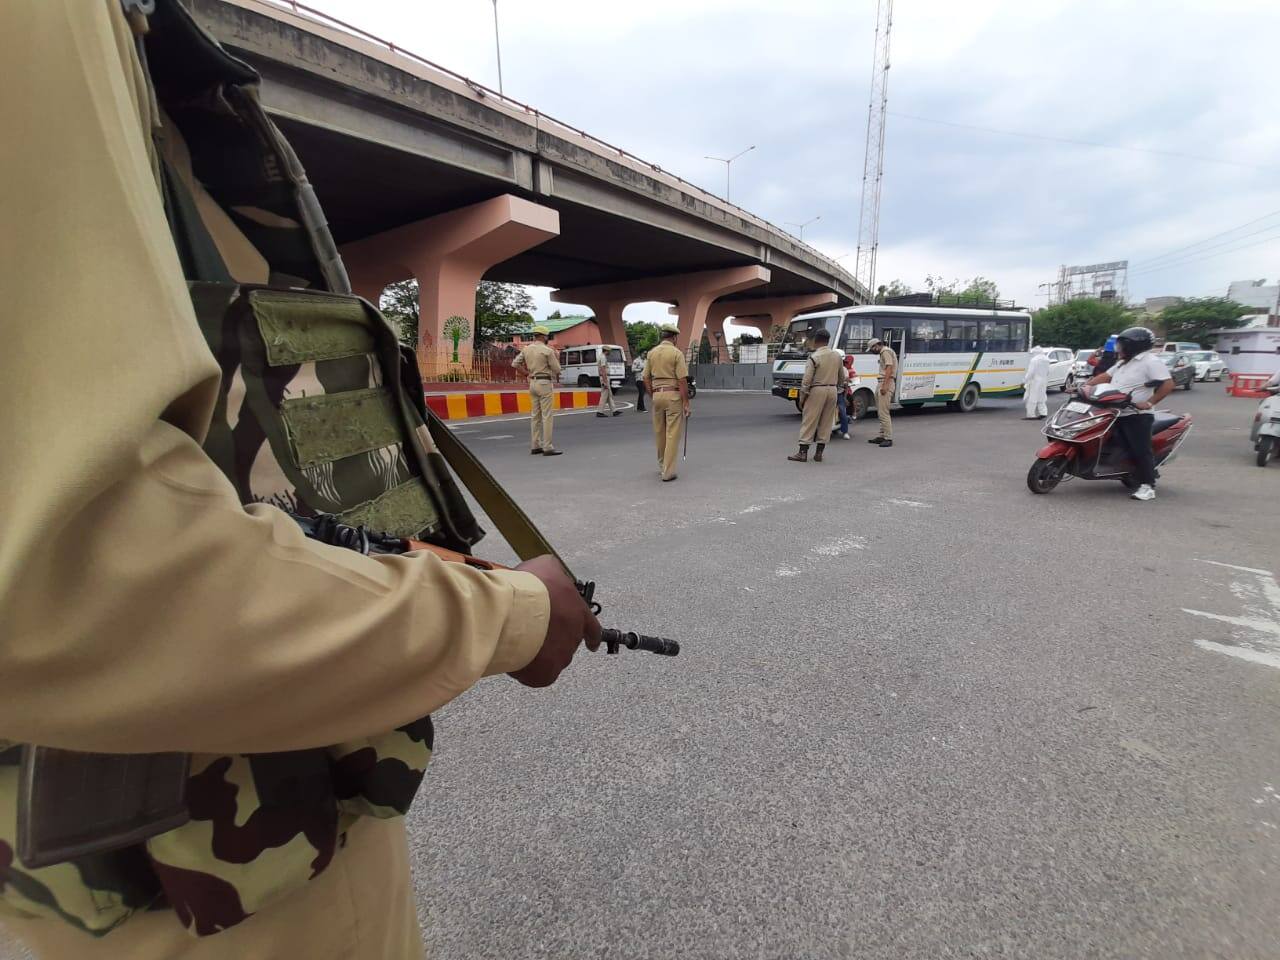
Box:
1084, 326, 1174, 501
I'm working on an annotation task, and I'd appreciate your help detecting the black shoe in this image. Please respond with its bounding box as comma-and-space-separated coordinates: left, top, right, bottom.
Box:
612, 411, 622, 417
543, 449, 564, 456
531, 449, 543, 455
868, 437, 885, 444
596, 413, 608, 418
879, 440, 893, 448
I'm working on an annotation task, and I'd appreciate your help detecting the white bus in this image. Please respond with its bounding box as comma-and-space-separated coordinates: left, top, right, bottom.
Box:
770, 305, 1032, 419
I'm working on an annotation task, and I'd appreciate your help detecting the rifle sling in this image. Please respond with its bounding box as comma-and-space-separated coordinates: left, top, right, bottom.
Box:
423, 407, 572, 576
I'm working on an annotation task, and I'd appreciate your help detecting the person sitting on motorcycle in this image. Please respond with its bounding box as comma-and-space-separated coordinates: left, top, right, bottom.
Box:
1084, 326, 1174, 502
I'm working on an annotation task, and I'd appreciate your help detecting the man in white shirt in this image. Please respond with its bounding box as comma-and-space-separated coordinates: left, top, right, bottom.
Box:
1085, 326, 1174, 501
632, 353, 647, 412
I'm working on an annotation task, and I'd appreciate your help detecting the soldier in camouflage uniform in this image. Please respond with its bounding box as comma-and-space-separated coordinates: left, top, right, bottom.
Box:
0, 2, 600, 957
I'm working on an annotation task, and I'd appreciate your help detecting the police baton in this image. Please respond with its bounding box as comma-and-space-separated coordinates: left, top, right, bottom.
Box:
683, 407, 690, 459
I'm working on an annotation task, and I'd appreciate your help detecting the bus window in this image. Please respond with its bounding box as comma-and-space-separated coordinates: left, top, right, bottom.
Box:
979, 321, 1010, 351
842, 317, 873, 353
566, 350, 581, 365
947, 318, 977, 351
908, 317, 946, 353
581, 348, 597, 364
780, 315, 841, 352
1009, 320, 1029, 352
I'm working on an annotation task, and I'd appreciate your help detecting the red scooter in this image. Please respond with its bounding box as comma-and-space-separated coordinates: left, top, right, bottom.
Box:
1027, 381, 1193, 494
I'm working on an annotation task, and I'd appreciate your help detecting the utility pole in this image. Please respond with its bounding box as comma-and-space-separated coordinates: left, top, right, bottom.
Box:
704, 145, 755, 202
786, 215, 822, 242
853, 0, 894, 304
491, 0, 504, 95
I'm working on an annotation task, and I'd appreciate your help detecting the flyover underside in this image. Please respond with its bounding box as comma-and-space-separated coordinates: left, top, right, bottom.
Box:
273, 113, 844, 304
190, 0, 860, 306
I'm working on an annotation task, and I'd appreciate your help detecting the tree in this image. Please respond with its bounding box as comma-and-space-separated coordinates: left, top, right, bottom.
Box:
876, 279, 912, 303
377, 279, 535, 348
698, 332, 713, 364
923, 274, 1000, 307
625, 320, 661, 357
1158, 298, 1252, 346
474, 281, 535, 346
1032, 299, 1136, 350
547, 309, 563, 320
379, 279, 419, 347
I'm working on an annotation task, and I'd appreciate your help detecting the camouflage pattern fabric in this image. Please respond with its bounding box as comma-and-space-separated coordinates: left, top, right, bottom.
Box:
0, 746, 162, 935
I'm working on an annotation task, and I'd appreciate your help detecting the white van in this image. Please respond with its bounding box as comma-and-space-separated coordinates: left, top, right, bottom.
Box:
558, 344, 626, 389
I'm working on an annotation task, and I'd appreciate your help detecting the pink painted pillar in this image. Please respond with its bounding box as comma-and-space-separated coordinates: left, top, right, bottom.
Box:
340, 195, 559, 366
668, 266, 771, 354
581, 301, 630, 358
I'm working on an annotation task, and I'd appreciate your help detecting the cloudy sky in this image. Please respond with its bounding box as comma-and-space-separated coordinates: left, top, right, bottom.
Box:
307, 0, 1280, 328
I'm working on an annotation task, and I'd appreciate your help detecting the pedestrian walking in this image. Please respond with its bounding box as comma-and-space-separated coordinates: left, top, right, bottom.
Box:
867, 337, 897, 447
643, 325, 690, 482
596, 346, 621, 417
513, 326, 563, 456
632, 352, 647, 412
788, 329, 848, 462
1023, 346, 1050, 419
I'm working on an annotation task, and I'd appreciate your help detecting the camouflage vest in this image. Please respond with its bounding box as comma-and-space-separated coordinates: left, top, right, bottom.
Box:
0, 0, 483, 938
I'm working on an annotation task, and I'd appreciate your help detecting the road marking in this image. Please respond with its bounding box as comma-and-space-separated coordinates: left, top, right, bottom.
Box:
1183, 560, 1280, 670
811, 537, 866, 557
477, 434, 514, 440
886, 498, 932, 508
775, 566, 802, 577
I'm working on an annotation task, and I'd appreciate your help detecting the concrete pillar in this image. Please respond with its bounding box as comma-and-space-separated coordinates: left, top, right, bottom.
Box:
578, 301, 629, 357
340, 195, 559, 366
551, 266, 770, 361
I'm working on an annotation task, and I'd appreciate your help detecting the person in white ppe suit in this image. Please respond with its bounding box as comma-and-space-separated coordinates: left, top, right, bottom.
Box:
1023, 346, 1050, 419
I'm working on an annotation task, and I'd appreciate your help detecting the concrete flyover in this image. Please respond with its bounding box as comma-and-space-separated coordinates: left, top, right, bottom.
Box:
189, 0, 865, 358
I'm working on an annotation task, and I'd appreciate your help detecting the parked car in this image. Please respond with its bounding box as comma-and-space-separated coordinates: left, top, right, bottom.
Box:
1070, 349, 1095, 389
1186, 349, 1226, 382
558, 344, 626, 389
1163, 341, 1201, 354
1160, 351, 1195, 390
1041, 347, 1076, 392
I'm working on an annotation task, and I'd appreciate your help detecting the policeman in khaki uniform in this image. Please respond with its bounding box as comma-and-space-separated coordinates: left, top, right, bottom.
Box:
867, 336, 897, 448
642, 324, 690, 482
787, 328, 848, 463
0, 3, 602, 957
595, 346, 620, 417
513, 326, 563, 456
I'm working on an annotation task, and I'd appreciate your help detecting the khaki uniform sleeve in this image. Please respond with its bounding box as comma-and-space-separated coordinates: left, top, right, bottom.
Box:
0, 0, 548, 755
801, 354, 816, 392
676, 349, 689, 379
512, 346, 528, 372
549, 346, 561, 376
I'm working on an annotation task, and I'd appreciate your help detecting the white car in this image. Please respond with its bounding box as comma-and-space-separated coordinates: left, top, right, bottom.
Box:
1186, 349, 1226, 382
1041, 347, 1076, 392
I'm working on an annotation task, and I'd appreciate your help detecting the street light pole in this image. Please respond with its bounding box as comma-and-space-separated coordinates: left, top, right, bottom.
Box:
785, 215, 822, 241
703, 145, 755, 202
491, 0, 504, 95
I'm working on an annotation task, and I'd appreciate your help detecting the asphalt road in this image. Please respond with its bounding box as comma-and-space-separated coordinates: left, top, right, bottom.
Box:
5, 383, 1278, 959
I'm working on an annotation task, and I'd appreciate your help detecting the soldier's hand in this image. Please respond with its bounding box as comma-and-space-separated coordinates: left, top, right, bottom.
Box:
509, 555, 602, 688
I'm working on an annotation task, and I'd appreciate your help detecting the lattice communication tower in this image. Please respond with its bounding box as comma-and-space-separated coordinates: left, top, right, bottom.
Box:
853, 0, 894, 304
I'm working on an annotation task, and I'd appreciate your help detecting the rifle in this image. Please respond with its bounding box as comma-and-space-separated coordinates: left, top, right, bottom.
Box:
16, 514, 677, 869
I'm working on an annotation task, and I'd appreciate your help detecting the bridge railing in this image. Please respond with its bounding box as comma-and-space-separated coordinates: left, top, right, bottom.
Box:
238, 0, 859, 290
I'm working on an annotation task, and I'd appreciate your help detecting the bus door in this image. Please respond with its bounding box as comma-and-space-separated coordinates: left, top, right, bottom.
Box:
880, 326, 907, 391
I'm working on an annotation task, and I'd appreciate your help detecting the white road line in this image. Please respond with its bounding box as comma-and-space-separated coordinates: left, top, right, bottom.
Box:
1184, 560, 1280, 671
1194, 558, 1274, 577
477, 434, 514, 441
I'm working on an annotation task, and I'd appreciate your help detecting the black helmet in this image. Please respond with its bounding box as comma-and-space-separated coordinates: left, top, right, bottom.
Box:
1116, 326, 1154, 360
